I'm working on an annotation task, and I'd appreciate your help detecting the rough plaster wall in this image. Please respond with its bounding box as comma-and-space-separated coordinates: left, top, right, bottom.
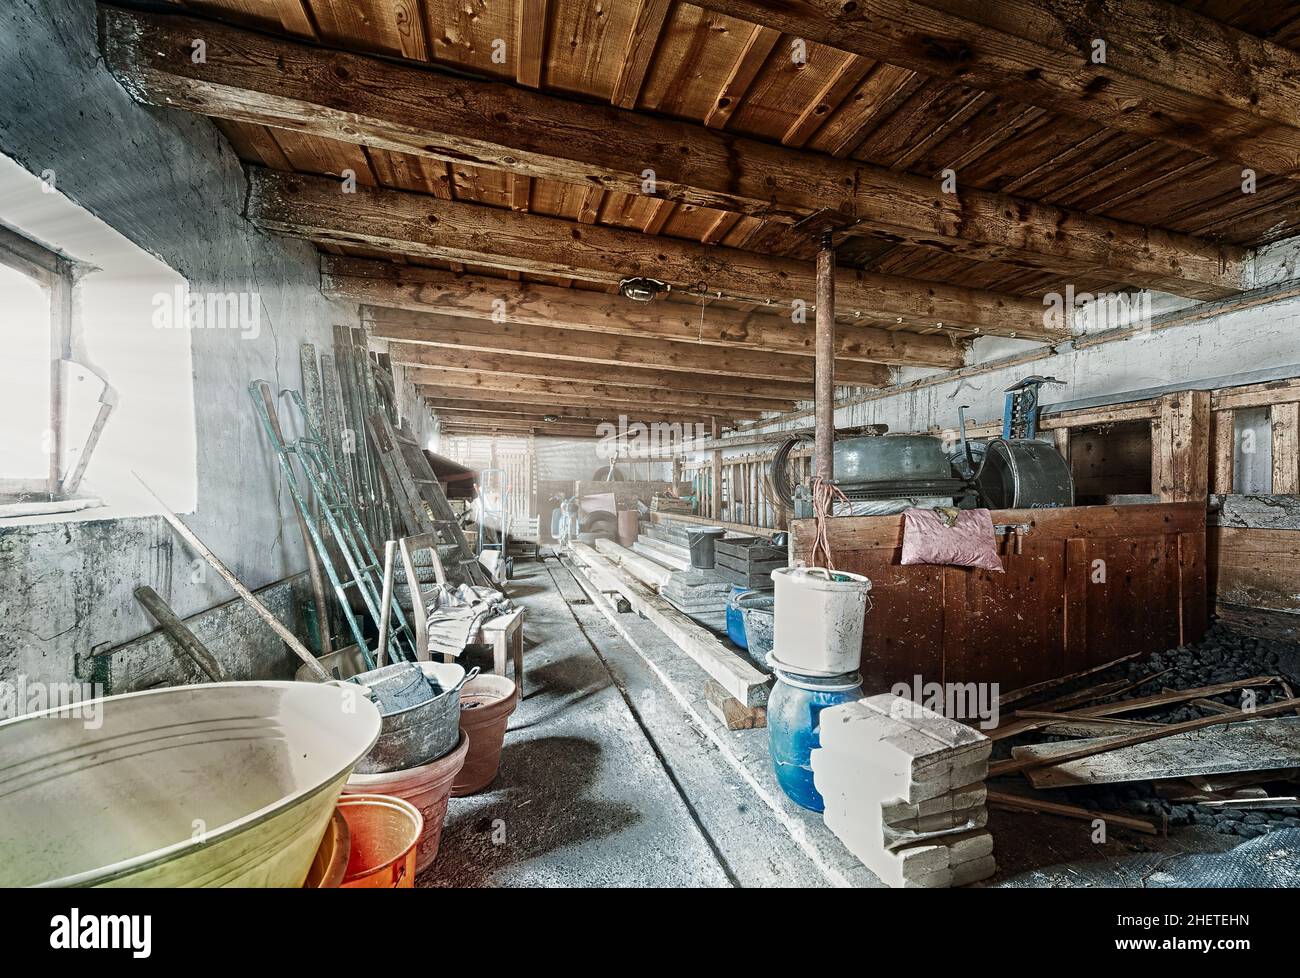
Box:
0, 0, 433, 686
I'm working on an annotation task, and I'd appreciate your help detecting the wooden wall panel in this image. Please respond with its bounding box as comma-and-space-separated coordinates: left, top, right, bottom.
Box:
791, 503, 1206, 695
1209, 526, 1300, 614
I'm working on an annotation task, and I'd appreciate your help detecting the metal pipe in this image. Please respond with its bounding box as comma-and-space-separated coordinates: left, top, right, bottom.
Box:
815, 232, 836, 482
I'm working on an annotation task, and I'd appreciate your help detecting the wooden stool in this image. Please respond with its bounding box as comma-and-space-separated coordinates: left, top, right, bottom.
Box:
480, 607, 525, 691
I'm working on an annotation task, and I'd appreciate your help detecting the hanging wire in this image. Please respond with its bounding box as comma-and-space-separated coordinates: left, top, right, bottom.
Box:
810, 475, 849, 571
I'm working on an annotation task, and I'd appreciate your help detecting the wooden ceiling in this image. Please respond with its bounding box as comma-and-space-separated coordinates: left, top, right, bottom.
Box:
101, 0, 1300, 435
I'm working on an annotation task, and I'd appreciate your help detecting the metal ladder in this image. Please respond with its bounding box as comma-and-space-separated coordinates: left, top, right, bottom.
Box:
250, 381, 417, 669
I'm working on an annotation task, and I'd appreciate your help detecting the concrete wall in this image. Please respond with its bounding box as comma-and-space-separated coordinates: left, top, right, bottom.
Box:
0, 0, 432, 689
705, 278, 1300, 460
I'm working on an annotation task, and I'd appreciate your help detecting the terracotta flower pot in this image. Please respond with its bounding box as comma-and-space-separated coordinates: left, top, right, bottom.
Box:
343, 732, 468, 875
453, 675, 519, 796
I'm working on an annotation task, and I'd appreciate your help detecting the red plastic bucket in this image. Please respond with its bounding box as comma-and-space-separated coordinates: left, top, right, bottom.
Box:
336, 793, 423, 888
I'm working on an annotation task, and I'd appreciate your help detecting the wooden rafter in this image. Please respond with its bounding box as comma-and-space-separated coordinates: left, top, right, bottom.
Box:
404, 367, 796, 413
365, 307, 891, 385
247, 168, 1055, 338
323, 256, 964, 367
415, 384, 763, 419
386, 343, 816, 400
101, 4, 1244, 299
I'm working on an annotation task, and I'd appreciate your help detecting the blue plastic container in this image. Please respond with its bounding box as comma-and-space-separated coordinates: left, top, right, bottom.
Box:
767, 668, 864, 812
725, 585, 751, 648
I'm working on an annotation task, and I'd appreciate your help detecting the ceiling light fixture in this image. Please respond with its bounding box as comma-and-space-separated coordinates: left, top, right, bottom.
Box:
618, 277, 670, 302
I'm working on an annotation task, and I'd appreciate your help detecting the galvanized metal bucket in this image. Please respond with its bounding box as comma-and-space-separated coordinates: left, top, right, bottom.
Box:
353, 662, 477, 775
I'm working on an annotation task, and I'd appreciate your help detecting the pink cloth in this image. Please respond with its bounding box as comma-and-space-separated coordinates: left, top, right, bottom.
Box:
900, 507, 1004, 572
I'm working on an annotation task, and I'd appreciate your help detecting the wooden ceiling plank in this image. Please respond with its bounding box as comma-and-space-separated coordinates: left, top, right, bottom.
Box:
689, 0, 1300, 180
248, 167, 1058, 339
781, 52, 874, 147
323, 255, 963, 366
515, 0, 549, 88
101, 5, 1244, 298
610, 0, 673, 109
703, 23, 780, 128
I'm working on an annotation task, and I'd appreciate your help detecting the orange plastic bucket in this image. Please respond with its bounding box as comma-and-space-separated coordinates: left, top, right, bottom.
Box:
336, 793, 423, 888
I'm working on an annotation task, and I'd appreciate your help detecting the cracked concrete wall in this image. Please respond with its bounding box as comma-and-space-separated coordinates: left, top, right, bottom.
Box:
0, 0, 412, 688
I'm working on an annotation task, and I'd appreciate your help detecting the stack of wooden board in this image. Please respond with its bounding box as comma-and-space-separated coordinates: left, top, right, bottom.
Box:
813, 694, 995, 888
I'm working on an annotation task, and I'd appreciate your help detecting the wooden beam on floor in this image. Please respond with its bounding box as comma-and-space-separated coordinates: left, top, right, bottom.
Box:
368, 308, 891, 385
688, 0, 1300, 184
324, 257, 964, 368
102, 4, 1244, 298
568, 542, 770, 707
406, 367, 795, 413
247, 168, 1057, 340
387, 343, 817, 400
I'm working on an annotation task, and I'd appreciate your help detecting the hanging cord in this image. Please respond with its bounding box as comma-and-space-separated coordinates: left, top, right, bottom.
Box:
809, 475, 849, 571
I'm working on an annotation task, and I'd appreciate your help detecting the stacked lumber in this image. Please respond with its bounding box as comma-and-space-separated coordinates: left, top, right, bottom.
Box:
813, 694, 995, 888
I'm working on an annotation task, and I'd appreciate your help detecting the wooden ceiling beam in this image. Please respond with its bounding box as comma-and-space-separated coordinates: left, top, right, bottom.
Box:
366, 307, 891, 385
690, 0, 1300, 183
404, 367, 796, 413
387, 344, 816, 400
422, 397, 725, 426
438, 418, 601, 438
248, 168, 1053, 340
325, 257, 962, 367
415, 385, 766, 420
99, 4, 1242, 299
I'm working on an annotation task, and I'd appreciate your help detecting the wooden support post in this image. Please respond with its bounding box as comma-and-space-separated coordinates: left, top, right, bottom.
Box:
1211, 409, 1235, 494
1154, 390, 1210, 502
711, 416, 722, 521
1272, 402, 1300, 494
814, 232, 835, 483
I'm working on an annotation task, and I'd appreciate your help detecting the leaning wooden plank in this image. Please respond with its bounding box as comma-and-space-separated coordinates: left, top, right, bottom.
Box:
570, 542, 769, 706
1069, 676, 1282, 718
592, 538, 672, 589
136, 474, 330, 681
991, 698, 1300, 778
1200, 796, 1300, 810
133, 586, 226, 682
996, 651, 1146, 708
1010, 716, 1300, 788
986, 790, 1161, 836
990, 711, 1162, 743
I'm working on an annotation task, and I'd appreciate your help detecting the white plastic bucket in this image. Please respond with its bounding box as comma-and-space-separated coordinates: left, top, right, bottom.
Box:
771, 566, 872, 676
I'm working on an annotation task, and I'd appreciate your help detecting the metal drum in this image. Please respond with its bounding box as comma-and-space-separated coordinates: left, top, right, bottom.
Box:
975, 438, 1074, 509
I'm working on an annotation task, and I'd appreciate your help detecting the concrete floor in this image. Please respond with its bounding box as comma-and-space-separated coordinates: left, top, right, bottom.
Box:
423, 555, 825, 887
422, 553, 1273, 888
